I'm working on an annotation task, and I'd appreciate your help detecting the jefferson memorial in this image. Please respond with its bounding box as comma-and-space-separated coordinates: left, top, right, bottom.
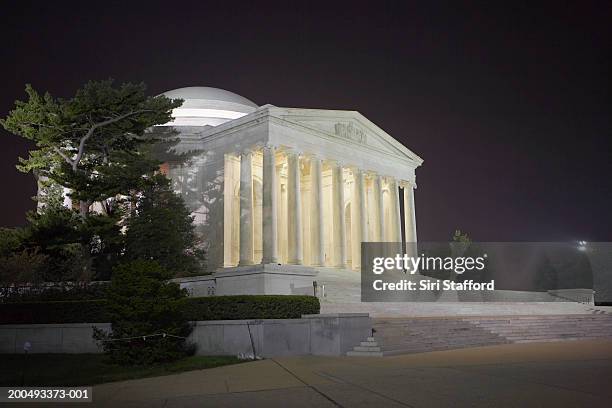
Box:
158, 86, 422, 297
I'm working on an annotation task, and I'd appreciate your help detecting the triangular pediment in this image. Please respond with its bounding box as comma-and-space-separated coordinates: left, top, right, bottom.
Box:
267, 107, 423, 165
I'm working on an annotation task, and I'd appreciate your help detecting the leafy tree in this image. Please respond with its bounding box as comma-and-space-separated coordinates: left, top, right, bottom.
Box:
0, 228, 23, 257
124, 175, 205, 276
94, 260, 194, 365
1, 80, 182, 216
0, 80, 188, 281
0, 248, 49, 285
20, 205, 92, 282
452, 229, 471, 243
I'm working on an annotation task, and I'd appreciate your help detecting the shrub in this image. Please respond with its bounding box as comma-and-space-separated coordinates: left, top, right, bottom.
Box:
93, 260, 194, 365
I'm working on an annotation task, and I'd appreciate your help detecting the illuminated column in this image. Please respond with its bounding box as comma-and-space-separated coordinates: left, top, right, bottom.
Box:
262, 145, 278, 264
287, 152, 303, 265
352, 168, 368, 270
358, 170, 368, 243
404, 182, 417, 243
239, 150, 254, 266
332, 161, 346, 268
391, 178, 402, 243
374, 175, 385, 241
310, 156, 324, 266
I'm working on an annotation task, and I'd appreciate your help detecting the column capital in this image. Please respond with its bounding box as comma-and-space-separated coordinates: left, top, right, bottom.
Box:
286, 149, 305, 158
326, 158, 346, 168
353, 167, 367, 176
262, 143, 278, 151
376, 174, 390, 183
402, 180, 417, 189
239, 147, 256, 157
363, 170, 378, 179
308, 154, 323, 162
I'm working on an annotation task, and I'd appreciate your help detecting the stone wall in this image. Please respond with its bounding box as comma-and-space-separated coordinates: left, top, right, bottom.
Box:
0, 323, 111, 354
0, 314, 370, 357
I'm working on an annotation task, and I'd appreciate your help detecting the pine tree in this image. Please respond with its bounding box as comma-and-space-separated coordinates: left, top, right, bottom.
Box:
1, 80, 182, 217
124, 175, 205, 277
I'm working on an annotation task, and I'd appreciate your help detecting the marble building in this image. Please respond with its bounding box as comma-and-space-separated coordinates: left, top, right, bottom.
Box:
158, 86, 422, 295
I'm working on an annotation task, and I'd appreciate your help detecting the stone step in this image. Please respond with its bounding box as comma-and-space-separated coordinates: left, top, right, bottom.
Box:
487, 326, 612, 332
468, 316, 612, 321
347, 350, 384, 357
504, 333, 612, 340
377, 314, 608, 320
512, 337, 605, 343
480, 325, 612, 333
379, 332, 503, 339
379, 329, 612, 344
379, 335, 506, 346
379, 338, 506, 348
377, 336, 506, 347
490, 329, 612, 335
475, 326, 612, 331
353, 346, 382, 352
488, 327, 612, 333
360, 341, 379, 347
381, 341, 510, 355
373, 325, 611, 333
471, 321, 612, 326
375, 319, 612, 327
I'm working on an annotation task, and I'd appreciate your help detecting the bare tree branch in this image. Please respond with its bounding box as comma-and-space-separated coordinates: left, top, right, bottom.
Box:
52, 146, 75, 167
72, 109, 153, 171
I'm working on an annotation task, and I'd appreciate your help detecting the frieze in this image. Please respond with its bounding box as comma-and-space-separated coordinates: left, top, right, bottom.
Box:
334, 122, 367, 144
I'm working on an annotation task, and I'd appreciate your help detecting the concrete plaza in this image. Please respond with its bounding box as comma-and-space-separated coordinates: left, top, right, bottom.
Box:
49, 339, 610, 407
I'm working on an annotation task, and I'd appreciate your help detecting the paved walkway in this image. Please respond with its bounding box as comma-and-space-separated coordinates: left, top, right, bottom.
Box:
42, 339, 612, 407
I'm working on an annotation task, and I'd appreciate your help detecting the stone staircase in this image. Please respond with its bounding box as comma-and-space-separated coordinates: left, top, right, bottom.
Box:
347, 314, 612, 356
347, 337, 384, 357
468, 315, 612, 343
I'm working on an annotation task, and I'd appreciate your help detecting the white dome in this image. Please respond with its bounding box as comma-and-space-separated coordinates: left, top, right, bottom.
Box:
161, 86, 258, 127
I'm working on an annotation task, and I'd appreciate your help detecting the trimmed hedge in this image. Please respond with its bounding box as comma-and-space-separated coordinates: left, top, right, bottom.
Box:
1, 283, 110, 303
0, 295, 320, 324
183, 295, 320, 321
0, 300, 110, 324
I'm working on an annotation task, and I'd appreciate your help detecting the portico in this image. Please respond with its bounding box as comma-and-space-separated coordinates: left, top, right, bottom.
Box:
158, 86, 423, 295
222, 147, 419, 272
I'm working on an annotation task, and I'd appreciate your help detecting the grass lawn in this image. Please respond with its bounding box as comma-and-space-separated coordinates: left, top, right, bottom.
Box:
0, 354, 245, 386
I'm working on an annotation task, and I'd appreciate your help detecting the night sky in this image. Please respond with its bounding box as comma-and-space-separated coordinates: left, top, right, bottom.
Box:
1, 1, 610, 241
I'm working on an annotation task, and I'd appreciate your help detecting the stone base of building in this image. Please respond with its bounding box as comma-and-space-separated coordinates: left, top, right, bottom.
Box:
174, 264, 318, 297
214, 264, 318, 296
